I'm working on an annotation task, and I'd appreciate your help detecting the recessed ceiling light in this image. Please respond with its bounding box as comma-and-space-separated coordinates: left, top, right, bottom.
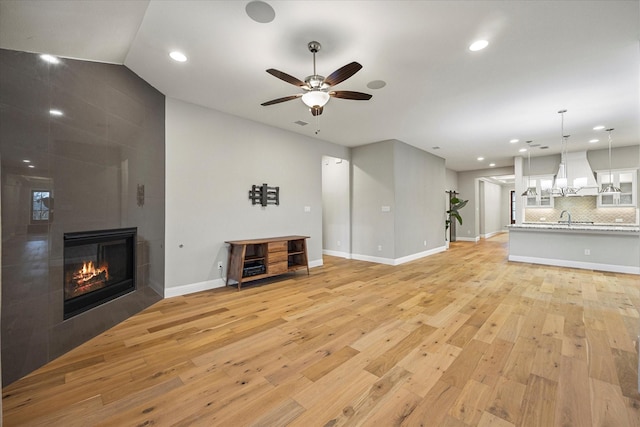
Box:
49, 109, 63, 116
589, 139, 599, 143
28, 165, 35, 168
509, 139, 519, 143
22, 159, 31, 163
519, 148, 527, 152
245, 1, 275, 23
367, 80, 386, 90
489, 163, 496, 167
593, 125, 605, 130
469, 40, 489, 51
169, 51, 187, 62
40, 54, 60, 64
477, 157, 484, 161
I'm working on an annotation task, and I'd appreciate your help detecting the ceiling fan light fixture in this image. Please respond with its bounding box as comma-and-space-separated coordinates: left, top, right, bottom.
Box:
302, 90, 330, 108
469, 40, 489, 51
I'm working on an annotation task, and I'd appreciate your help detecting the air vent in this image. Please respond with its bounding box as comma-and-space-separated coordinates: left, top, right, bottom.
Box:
539, 146, 549, 149
294, 120, 308, 126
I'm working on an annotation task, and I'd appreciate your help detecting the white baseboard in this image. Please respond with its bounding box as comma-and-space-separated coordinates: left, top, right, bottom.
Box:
481, 231, 502, 239
164, 278, 226, 298
309, 258, 323, 268
322, 249, 351, 259
351, 253, 395, 265
508, 255, 640, 275
351, 246, 447, 266
455, 236, 480, 242
164, 260, 324, 298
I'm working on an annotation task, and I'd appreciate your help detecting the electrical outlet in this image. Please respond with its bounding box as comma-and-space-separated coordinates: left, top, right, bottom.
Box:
424, 240, 427, 246
377, 245, 382, 251
217, 261, 223, 270
337, 240, 341, 247
584, 249, 590, 256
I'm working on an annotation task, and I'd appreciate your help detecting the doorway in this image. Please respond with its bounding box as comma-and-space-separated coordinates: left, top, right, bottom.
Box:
321, 156, 351, 258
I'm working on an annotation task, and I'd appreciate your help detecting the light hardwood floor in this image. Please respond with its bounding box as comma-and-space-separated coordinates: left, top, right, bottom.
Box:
3, 233, 640, 426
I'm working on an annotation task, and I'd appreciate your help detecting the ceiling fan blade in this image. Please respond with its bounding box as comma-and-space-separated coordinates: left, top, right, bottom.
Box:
261, 94, 301, 106
330, 91, 372, 101
311, 106, 323, 116
324, 62, 363, 87
266, 69, 306, 87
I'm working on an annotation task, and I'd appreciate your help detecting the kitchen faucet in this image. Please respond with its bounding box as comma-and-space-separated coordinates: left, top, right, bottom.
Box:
560, 210, 572, 226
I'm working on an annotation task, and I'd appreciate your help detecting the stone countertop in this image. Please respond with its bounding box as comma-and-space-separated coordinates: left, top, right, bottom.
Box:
509, 223, 640, 232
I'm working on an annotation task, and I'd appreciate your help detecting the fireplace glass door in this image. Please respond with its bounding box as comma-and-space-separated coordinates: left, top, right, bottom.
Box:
63, 228, 136, 319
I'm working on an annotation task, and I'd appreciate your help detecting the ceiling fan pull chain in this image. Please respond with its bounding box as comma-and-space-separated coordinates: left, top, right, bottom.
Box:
315, 114, 320, 134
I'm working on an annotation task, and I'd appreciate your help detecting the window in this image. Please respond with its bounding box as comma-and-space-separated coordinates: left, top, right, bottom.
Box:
31, 190, 51, 222
510, 190, 516, 224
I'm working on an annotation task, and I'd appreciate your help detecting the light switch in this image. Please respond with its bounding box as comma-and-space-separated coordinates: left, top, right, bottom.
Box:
381, 206, 391, 212
304, 206, 311, 212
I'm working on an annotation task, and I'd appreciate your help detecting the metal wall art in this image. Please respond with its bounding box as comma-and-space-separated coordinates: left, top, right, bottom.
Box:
249, 183, 279, 206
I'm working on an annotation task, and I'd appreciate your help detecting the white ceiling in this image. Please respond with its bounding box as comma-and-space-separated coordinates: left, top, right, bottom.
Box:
1, 0, 638, 171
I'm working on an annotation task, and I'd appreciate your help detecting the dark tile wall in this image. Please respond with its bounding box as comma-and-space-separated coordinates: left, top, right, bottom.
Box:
0, 49, 165, 385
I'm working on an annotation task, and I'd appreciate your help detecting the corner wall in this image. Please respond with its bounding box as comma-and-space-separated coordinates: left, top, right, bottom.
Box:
351, 140, 446, 264
0, 49, 165, 385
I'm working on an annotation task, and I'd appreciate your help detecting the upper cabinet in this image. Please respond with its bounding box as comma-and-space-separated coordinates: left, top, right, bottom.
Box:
596, 169, 637, 207
523, 175, 554, 208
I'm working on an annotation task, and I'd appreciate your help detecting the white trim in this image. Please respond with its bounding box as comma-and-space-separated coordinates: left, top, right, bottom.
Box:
322, 249, 351, 259
309, 258, 323, 268
481, 231, 501, 239
508, 255, 640, 275
351, 246, 447, 266
455, 236, 480, 242
164, 261, 325, 297
393, 246, 447, 265
164, 278, 225, 298
351, 253, 395, 265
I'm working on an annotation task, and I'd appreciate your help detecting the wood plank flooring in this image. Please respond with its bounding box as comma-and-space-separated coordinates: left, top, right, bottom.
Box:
4, 233, 640, 426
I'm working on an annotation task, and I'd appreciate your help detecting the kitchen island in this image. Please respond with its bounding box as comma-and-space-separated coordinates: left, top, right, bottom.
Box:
508, 223, 640, 274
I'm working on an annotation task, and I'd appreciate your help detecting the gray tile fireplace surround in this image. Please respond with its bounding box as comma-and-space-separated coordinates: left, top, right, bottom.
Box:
0, 49, 165, 385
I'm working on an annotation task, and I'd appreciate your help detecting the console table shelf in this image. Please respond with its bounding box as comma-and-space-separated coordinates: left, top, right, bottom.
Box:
225, 236, 309, 290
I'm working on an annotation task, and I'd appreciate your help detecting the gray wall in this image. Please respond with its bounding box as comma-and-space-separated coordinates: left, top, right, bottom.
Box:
322, 156, 351, 257
351, 141, 396, 259
394, 141, 445, 257
164, 98, 349, 294
0, 49, 164, 384
351, 140, 445, 262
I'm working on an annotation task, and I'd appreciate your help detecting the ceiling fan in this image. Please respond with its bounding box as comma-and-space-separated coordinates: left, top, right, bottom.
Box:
261, 41, 372, 117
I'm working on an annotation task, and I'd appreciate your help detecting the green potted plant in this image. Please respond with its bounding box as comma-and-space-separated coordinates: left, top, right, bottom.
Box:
446, 196, 468, 243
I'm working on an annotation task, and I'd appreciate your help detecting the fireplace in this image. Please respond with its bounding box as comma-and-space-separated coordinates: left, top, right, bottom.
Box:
63, 228, 136, 319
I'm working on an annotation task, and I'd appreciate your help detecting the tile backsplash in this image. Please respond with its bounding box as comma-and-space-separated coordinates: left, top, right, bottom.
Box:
525, 196, 638, 224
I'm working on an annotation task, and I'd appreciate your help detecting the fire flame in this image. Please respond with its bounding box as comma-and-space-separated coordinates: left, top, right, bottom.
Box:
73, 261, 109, 284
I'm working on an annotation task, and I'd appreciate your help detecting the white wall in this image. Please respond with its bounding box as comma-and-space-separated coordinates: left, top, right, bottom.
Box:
165, 98, 349, 295
322, 156, 350, 258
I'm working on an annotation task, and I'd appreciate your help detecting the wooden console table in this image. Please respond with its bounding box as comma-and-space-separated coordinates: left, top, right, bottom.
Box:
225, 236, 309, 290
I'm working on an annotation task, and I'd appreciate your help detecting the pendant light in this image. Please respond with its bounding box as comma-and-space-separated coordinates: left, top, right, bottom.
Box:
521, 150, 537, 196
551, 109, 580, 196
599, 128, 621, 193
